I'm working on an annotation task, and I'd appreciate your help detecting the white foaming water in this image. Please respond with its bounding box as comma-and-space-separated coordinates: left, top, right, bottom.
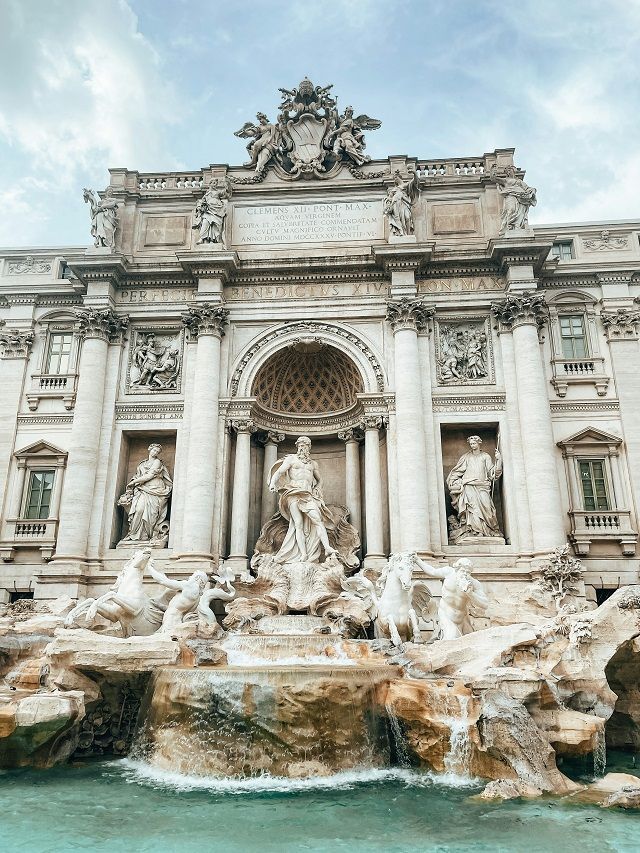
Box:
385, 703, 411, 768
222, 649, 357, 667
119, 759, 479, 794
443, 695, 473, 780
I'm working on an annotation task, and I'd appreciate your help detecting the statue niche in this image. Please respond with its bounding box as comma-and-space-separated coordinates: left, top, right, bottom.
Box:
117, 442, 173, 548
224, 436, 366, 634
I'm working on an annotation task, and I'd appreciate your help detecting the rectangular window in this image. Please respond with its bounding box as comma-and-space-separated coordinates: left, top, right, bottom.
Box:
45, 333, 73, 374
559, 314, 588, 358
551, 241, 573, 260
24, 470, 55, 519
579, 459, 609, 511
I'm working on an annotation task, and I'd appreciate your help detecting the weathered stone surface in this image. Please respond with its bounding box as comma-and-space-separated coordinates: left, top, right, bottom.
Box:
46, 628, 180, 673
0, 690, 85, 768
602, 786, 640, 809
475, 778, 544, 801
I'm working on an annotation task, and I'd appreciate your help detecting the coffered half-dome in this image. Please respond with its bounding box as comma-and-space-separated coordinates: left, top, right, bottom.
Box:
251, 342, 364, 415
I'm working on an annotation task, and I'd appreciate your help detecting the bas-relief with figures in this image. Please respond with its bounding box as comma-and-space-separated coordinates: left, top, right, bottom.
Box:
1, 76, 640, 805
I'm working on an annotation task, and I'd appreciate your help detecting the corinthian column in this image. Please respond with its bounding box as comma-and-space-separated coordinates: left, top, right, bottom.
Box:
361, 417, 385, 562
338, 427, 363, 539
179, 303, 228, 561
601, 307, 640, 519
228, 419, 257, 571
260, 431, 285, 527
51, 308, 128, 565
0, 329, 34, 516
386, 298, 433, 553
491, 292, 565, 552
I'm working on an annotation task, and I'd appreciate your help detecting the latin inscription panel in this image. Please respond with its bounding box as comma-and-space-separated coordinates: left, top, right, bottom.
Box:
232, 199, 384, 246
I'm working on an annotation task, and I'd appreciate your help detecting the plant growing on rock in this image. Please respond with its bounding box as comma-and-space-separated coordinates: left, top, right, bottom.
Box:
536, 545, 585, 611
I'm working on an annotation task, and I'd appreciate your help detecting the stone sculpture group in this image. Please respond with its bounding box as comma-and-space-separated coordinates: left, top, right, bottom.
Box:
66, 434, 495, 646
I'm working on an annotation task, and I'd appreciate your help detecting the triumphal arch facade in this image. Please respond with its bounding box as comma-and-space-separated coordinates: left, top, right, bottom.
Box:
1, 78, 640, 607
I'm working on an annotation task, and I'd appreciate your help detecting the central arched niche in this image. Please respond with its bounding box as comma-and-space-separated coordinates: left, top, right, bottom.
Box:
251, 341, 364, 415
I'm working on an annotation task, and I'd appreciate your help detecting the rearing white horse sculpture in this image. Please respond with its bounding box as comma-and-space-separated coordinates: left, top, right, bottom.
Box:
341, 552, 433, 647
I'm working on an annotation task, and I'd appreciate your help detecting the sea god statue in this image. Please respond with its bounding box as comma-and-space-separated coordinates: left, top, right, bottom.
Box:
268, 435, 338, 564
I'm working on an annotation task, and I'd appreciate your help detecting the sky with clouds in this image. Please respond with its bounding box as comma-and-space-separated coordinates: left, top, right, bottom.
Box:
1, 0, 639, 247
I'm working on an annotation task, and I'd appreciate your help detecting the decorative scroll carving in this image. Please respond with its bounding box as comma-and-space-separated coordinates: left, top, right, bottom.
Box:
0, 329, 35, 359
601, 308, 640, 341
435, 317, 493, 385
583, 231, 629, 252
338, 427, 363, 443
491, 291, 548, 330
128, 329, 182, 392
233, 78, 380, 180
230, 321, 385, 396
181, 303, 229, 339
75, 308, 129, 342
231, 418, 257, 435
8, 256, 52, 275
385, 298, 433, 333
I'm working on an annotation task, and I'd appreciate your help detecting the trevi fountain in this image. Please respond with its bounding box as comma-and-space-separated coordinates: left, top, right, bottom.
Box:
1, 79, 640, 851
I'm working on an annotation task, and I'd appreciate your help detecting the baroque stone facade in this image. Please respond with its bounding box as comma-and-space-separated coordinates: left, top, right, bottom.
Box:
1, 79, 640, 605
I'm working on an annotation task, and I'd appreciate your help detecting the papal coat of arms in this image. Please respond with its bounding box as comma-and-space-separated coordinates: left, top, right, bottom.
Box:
234, 78, 381, 180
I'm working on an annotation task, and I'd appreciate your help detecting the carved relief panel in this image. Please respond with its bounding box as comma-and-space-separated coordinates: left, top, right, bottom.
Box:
434, 316, 494, 386
126, 327, 184, 394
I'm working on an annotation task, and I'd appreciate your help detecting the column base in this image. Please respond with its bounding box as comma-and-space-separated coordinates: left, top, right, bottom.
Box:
34, 560, 89, 601
363, 554, 388, 570
174, 552, 217, 573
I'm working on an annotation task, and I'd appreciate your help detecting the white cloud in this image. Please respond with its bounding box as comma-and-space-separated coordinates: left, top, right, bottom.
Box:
0, 0, 180, 186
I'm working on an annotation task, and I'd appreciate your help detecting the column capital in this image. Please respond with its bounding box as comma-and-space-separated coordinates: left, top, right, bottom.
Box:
75, 307, 129, 342
491, 290, 548, 331
257, 430, 285, 446
385, 298, 433, 333
360, 416, 385, 431
182, 302, 229, 339
230, 418, 257, 435
338, 427, 364, 443
601, 307, 640, 342
0, 327, 35, 359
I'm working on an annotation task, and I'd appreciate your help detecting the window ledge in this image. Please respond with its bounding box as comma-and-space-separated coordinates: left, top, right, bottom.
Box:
568, 509, 637, 556
551, 357, 609, 398
0, 518, 58, 562
26, 373, 78, 411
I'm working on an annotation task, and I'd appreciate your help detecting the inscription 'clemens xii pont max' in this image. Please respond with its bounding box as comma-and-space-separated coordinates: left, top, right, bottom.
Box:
232, 200, 384, 245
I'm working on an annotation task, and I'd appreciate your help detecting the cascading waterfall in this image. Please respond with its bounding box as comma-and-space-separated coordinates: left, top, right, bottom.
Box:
443, 695, 472, 777
385, 702, 411, 768
131, 661, 394, 780
593, 727, 607, 777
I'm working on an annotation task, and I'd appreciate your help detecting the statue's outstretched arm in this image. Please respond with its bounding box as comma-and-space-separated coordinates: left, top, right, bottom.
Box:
413, 555, 448, 579
148, 565, 183, 591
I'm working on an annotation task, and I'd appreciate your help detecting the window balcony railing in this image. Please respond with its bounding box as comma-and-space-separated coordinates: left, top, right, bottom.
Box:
0, 518, 58, 562
26, 373, 78, 411
569, 509, 637, 556
550, 356, 609, 398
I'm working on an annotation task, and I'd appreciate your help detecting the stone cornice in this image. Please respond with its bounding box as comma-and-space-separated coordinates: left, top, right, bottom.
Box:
491, 290, 548, 330
75, 308, 129, 342
176, 251, 239, 283
601, 307, 640, 341
68, 253, 128, 288
385, 297, 433, 332
374, 243, 434, 273
181, 302, 229, 338
488, 238, 552, 276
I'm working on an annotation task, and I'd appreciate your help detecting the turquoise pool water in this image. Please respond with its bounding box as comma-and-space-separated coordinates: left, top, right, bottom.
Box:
1, 761, 638, 853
